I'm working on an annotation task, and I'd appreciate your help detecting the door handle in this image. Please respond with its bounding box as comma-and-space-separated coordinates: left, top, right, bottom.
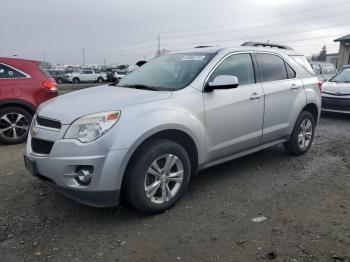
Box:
291, 83, 299, 90
250, 92, 262, 100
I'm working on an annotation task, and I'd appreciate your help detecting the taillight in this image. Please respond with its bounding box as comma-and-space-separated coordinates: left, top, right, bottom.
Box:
317, 80, 323, 92
42, 79, 57, 92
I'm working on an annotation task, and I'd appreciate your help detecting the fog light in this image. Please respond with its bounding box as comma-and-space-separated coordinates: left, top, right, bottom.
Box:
75, 166, 94, 185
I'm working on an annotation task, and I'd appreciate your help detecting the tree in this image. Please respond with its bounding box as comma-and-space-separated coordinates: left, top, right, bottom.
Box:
318, 45, 327, 62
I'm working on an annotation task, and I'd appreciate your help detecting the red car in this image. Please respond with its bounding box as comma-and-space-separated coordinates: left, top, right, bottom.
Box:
0, 57, 58, 144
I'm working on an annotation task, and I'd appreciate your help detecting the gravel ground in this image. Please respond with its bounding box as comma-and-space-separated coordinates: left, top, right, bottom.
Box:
0, 113, 349, 262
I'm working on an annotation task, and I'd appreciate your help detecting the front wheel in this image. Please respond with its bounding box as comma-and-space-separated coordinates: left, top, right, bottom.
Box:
284, 111, 315, 155
126, 139, 191, 214
97, 77, 104, 83
73, 77, 80, 84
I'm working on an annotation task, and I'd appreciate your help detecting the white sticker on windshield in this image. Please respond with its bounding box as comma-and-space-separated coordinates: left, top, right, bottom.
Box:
182, 56, 206, 61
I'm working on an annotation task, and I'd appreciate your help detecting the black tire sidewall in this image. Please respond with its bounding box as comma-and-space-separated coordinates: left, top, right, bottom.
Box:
0, 107, 33, 144
126, 139, 191, 214
73, 78, 80, 84
289, 111, 315, 155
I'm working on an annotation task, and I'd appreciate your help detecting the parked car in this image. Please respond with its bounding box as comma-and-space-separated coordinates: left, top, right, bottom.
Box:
100, 67, 115, 82
322, 69, 350, 114
24, 43, 321, 214
0, 57, 58, 144
310, 62, 337, 81
64, 69, 108, 83
46, 69, 66, 84
113, 71, 127, 82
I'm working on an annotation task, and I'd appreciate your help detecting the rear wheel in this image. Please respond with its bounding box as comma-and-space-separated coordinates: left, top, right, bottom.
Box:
0, 107, 32, 144
56, 78, 63, 84
126, 139, 191, 214
284, 111, 315, 155
73, 77, 80, 84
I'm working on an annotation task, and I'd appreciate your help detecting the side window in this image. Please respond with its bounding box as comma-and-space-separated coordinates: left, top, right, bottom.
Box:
0, 64, 26, 79
256, 54, 288, 82
209, 53, 255, 86
285, 62, 296, 79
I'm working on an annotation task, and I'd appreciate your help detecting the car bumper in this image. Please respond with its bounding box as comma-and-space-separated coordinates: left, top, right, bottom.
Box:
24, 129, 128, 207
322, 96, 350, 114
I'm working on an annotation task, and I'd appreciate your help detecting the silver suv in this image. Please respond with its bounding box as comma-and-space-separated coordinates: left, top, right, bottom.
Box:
24, 42, 321, 214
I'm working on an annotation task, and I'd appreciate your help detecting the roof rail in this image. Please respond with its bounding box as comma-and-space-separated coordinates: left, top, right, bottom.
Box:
241, 41, 294, 50
194, 45, 214, 48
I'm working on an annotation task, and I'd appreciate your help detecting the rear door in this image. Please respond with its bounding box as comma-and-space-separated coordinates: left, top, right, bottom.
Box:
255, 53, 305, 143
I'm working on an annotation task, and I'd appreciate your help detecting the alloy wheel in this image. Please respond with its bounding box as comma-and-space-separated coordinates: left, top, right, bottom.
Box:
144, 154, 184, 204
298, 119, 313, 150
0, 113, 29, 140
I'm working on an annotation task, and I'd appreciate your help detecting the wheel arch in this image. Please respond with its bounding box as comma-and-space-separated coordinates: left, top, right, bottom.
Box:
303, 103, 319, 124
0, 99, 36, 115
118, 128, 200, 198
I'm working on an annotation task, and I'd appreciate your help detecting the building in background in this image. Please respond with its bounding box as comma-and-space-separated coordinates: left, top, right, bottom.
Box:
334, 34, 350, 69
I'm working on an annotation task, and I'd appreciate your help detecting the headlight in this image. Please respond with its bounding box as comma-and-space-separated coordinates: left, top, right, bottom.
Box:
64, 111, 120, 143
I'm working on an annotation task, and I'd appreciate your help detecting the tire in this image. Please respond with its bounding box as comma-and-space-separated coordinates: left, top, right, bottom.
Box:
0, 106, 33, 144
73, 78, 80, 84
284, 111, 315, 155
56, 78, 63, 84
97, 77, 104, 83
126, 138, 191, 214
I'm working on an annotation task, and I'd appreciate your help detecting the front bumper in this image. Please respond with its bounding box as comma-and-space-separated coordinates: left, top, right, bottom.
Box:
322, 96, 350, 114
25, 126, 128, 207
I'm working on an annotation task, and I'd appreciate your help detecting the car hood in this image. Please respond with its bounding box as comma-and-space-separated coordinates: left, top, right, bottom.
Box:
322, 82, 350, 96
37, 85, 172, 124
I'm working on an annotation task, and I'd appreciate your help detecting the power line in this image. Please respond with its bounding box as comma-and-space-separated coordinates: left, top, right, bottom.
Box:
82, 1, 349, 52
83, 9, 350, 54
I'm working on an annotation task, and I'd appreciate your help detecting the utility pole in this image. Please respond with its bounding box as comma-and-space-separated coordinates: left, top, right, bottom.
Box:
43, 51, 46, 62
157, 32, 161, 56
103, 58, 106, 66
82, 46, 86, 65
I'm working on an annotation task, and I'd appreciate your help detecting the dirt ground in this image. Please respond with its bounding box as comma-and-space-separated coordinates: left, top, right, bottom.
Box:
0, 112, 349, 262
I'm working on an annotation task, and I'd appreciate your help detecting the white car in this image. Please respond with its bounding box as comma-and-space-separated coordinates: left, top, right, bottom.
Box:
322, 69, 350, 114
65, 70, 108, 83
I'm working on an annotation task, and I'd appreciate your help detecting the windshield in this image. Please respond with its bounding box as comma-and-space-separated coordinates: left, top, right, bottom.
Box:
118, 52, 216, 91
329, 69, 350, 83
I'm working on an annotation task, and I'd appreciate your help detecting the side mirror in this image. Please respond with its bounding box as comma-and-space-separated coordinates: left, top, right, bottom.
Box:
205, 75, 239, 92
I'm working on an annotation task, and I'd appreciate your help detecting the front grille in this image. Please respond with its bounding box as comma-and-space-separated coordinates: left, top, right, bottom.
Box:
31, 138, 54, 154
322, 97, 350, 111
36, 116, 61, 129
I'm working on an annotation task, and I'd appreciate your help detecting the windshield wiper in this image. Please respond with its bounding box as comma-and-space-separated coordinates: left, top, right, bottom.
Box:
121, 84, 159, 91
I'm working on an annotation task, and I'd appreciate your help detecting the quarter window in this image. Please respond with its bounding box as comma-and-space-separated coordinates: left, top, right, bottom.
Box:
0, 64, 27, 79
285, 62, 296, 79
209, 53, 255, 86
256, 53, 290, 82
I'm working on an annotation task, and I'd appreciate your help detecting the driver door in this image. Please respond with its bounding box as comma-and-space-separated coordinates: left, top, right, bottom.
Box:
203, 53, 264, 162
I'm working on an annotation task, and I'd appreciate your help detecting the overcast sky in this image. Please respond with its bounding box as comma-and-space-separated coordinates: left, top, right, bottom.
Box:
1, 0, 349, 65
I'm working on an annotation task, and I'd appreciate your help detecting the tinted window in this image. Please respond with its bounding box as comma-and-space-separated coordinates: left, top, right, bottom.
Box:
285, 62, 296, 79
209, 53, 255, 86
256, 54, 288, 82
0, 64, 26, 79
